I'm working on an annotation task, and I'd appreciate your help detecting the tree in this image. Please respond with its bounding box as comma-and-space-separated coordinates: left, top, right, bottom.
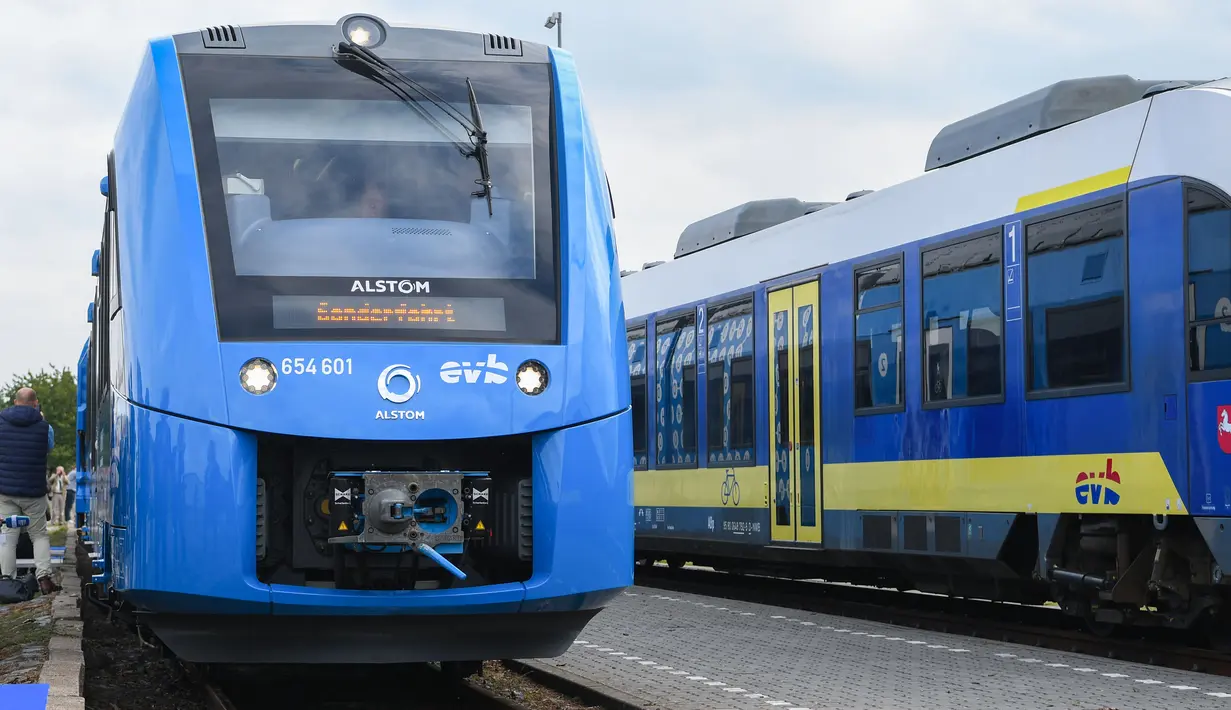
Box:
1, 365, 77, 473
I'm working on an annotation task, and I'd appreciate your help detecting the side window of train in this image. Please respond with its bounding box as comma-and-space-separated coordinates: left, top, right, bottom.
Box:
921, 231, 1004, 406
87, 287, 100, 459
627, 324, 648, 470
705, 297, 755, 466
1186, 186, 1231, 376
1025, 199, 1127, 393
108, 209, 121, 318
854, 257, 904, 411
655, 311, 698, 467
107, 152, 122, 318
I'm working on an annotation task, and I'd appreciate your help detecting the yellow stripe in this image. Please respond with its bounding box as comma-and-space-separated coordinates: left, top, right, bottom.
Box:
1015, 166, 1131, 213
634, 466, 768, 509
633, 454, 1185, 517
825, 453, 1184, 516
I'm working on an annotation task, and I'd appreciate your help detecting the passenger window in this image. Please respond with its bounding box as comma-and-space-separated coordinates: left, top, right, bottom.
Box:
1186, 187, 1231, 375
855, 258, 904, 410
106, 155, 122, 318
627, 326, 648, 470
922, 232, 1003, 404
655, 312, 697, 467
706, 298, 755, 465
797, 303, 815, 446
1026, 200, 1127, 391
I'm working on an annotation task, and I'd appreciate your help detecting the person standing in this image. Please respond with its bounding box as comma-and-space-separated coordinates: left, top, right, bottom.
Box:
0, 387, 60, 594
49, 467, 67, 526
64, 466, 77, 528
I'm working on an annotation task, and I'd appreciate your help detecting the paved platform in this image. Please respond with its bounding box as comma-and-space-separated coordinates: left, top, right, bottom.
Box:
521, 585, 1231, 710
1, 530, 85, 710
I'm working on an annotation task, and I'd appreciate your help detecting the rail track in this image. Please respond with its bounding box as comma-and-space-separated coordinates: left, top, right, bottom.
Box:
187, 660, 541, 710
635, 563, 1231, 676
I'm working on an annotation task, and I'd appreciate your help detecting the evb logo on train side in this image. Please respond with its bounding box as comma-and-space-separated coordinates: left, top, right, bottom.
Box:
1075, 457, 1121, 506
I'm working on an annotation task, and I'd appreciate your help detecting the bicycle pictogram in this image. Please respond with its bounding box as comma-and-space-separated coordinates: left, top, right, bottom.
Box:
720, 468, 740, 506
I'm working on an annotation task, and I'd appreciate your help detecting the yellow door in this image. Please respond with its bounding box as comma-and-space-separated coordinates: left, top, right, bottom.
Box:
768, 282, 822, 544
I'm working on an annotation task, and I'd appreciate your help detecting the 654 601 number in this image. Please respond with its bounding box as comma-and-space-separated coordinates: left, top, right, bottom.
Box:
280, 357, 353, 375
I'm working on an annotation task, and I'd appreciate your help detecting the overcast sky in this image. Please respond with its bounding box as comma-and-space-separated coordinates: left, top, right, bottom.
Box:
0, 0, 1227, 383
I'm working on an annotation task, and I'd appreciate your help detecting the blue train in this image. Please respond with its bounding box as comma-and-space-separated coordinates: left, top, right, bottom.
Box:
80, 14, 631, 665
623, 75, 1231, 638
75, 332, 91, 531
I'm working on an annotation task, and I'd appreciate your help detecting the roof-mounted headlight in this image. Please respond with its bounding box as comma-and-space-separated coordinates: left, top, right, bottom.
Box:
340, 14, 387, 48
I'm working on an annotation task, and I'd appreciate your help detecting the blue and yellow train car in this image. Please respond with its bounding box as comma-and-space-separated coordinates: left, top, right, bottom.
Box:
623, 75, 1231, 636
81, 14, 630, 666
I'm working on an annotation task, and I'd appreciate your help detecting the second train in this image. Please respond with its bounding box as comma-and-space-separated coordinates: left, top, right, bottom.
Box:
622, 74, 1231, 640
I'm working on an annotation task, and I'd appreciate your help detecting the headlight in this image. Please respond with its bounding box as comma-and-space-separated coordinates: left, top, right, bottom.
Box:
515, 360, 549, 396
239, 358, 277, 395
342, 15, 385, 48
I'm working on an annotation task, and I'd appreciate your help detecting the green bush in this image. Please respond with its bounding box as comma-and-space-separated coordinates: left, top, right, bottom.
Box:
1, 365, 76, 474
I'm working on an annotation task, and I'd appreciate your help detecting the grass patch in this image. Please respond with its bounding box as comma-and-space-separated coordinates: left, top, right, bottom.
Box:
0, 596, 52, 661
48, 526, 66, 548
470, 661, 606, 710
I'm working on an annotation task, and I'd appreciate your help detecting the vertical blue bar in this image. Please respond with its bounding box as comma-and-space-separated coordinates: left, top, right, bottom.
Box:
696, 304, 708, 464
646, 314, 657, 471
1004, 220, 1023, 323
754, 288, 770, 468
1002, 219, 1028, 504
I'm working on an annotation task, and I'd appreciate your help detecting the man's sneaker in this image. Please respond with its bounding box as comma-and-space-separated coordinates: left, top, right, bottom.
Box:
38, 576, 60, 595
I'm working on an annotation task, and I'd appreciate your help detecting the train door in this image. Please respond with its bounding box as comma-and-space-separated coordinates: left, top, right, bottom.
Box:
768, 281, 822, 544
1185, 185, 1231, 514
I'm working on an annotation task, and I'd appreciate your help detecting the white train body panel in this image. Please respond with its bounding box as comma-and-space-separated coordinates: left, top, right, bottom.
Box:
623, 79, 1231, 319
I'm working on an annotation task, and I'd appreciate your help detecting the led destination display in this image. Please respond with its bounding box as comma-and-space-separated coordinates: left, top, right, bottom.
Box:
272, 295, 507, 331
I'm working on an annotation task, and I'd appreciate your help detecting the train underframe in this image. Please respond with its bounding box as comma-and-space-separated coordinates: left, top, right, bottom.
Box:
1044, 514, 1229, 643
637, 513, 1231, 645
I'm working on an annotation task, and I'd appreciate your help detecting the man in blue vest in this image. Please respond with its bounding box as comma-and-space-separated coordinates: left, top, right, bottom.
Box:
0, 387, 60, 594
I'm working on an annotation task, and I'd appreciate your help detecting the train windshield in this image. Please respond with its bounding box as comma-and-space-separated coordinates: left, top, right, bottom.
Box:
180, 55, 557, 343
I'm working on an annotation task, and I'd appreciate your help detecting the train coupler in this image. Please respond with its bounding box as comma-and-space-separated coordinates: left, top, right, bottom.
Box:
326, 471, 490, 579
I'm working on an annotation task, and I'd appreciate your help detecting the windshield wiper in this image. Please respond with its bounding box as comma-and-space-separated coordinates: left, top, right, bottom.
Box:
332, 41, 495, 215
465, 78, 493, 217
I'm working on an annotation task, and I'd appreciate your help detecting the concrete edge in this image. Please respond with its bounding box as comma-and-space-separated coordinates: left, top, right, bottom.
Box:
37, 538, 85, 710
501, 659, 653, 710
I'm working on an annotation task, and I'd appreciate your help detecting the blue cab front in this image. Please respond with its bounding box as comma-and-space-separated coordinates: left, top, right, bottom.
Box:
94, 16, 632, 637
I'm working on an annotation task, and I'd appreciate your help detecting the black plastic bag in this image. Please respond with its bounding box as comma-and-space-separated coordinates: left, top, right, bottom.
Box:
0, 573, 37, 603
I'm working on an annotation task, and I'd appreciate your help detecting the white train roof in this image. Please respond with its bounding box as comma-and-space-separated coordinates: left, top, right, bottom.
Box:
621, 76, 1231, 320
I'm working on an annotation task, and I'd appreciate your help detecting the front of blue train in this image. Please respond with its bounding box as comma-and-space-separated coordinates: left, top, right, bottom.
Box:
100, 14, 631, 664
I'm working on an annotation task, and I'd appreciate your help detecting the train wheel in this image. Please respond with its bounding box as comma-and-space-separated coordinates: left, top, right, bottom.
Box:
1201, 608, 1231, 652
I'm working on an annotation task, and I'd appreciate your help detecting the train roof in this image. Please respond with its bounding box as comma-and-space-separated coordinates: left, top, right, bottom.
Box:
621, 75, 1231, 320
172, 14, 550, 63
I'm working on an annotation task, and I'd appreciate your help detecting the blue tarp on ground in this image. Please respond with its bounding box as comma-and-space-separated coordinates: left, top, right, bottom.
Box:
0, 683, 48, 709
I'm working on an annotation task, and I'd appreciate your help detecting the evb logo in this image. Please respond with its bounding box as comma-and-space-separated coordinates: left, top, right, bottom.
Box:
1075, 458, 1121, 506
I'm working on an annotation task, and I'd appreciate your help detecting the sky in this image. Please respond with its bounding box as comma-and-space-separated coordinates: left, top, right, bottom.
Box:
0, 0, 1228, 383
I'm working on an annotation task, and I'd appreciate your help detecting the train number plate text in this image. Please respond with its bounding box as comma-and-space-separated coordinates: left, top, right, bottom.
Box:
280, 357, 354, 375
